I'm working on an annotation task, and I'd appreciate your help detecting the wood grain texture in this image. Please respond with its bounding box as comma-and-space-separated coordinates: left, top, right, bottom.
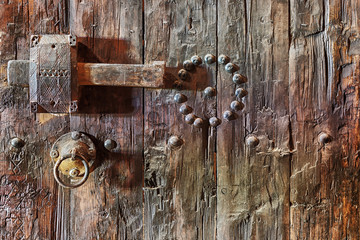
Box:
67, 0, 144, 239
217, 0, 290, 239
289, 0, 360, 239
78, 61, 165, 88
144, 1, 217, 239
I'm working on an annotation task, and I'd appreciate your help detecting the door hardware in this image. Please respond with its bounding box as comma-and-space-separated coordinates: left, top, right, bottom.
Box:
7, 34, 165, 113
50, 131, 96, 188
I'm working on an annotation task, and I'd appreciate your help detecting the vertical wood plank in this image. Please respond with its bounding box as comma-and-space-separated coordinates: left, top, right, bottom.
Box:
67, 0, 144, 239
144, 1, 217, 239
1, 1, 69, 239
217, 0, 290, 239
289, 0, 360, 238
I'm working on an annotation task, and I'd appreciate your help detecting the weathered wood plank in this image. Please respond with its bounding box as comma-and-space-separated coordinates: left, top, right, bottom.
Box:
289, 0, 360, 238
68, 0, 144, 239
217, 0, 290, 239
144, 0, 217, 239
78, 61, 165, 88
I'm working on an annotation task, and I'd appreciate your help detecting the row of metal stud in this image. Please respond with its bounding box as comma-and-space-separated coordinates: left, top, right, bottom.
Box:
174, 54, 249, 128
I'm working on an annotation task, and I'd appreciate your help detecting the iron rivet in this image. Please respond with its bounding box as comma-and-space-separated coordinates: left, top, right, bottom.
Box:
218, 55, 230, 65
50, 150, 59, 158
69, 168, 80, 177
174, 93, 188, 103
191, 55, 202, 66
88, 148, 95, 156
235, 88, 248, 98
204, 87, 216, 97
319, 133, 331, 144
183, 60, 195, 71
204, 54, 216, 64
168, 136, 183, 148
179, 104, 193, 115
104, 139, 117, 151
71, 131, 81, 140
10, 137, 25, 149
246, 136, 259, 147
185, 113, 196, 124
173, 80, 183, 90
225, 63, 237, 73
230, 101, 244, 111
233, 74, 247, 84
223, 110, 235, 121
178, 69, 189, 80
193, 118, 204, 128
209, 117, 221, 127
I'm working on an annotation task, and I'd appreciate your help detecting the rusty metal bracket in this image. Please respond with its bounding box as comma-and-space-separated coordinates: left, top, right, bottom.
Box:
7, 34, 166, 113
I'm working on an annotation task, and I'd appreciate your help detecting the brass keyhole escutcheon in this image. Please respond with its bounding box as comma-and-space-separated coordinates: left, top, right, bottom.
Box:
50, 131, 96, 188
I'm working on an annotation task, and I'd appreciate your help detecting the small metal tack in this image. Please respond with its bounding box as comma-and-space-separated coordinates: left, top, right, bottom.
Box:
179, 104, 193, 115
185, 113, 196, 124
193, 118, 205, 128
230, 101, 244, 111
209, 117, 221, 127
246, 136, 259, 147
10, 137, 25, 149
104, 139, 117, 151
233, 74, 247, 85
204, 86, 216, 97
225, 63, 237, 73
174, 93, 188, 103
168, 136, 184, 148
204, 54, 216, 64
218, 54, 230, 65
235, 88, 248, 98
183, 60, 195, 71
223, 110, 235, 121
191, 55, 202, 66
318, 132, 331, 144
178, 69, 189, 80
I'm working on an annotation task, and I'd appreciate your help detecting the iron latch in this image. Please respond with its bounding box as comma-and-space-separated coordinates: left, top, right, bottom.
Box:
7, 34, 165, 113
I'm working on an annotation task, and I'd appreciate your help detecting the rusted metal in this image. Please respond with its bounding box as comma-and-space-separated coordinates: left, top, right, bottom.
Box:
235, 88, 248, 98
204, 54, 216, 64
104, 139, 117, 151
191, 55, 202, 65
246, 135, 259, 147
178, 69, 189, 80
183, 60, 195, 71
185, 113, 196, 124
223, 110, 235, 121
204, 86, 216, 97
224, 62, 238, 73
230, 100, 244, 111
193, 118, 204, 128
209, 117, 221, 127
218, 54, 230, 65
168, 136, 184, 149
50, 131, 96, 188
233, 74, 248, 84
179, 104, 193, 115
174, 93, 188, 103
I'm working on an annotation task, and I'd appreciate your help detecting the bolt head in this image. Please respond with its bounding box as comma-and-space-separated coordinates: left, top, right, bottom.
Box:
225, 63, 237, 73
69, 168, 80, 177
223, 110, 235, 121
173, 80, 183, 90
174, 93, 188, 103
246, 136, 259, 147
193, 118, 204, 128
185, 113, 196, 124
319, 133, 331, 144
233, 74, 247, 84
191, 55, 202, 65
104, 139, 117, 151
168, 136, 183, 148
71, 131, 81, 140
50, 150, 59, 158
209, 117, 221, 127
204, 87, 216, 97
178, 69, 189, 80
235, 88, 248, 98
10, 137, 25, 149
179, 104, 193, 115
204, 54, 216, 64
218, 54, 230, 65
183, 60, 195, 71
230, 101, 244, 111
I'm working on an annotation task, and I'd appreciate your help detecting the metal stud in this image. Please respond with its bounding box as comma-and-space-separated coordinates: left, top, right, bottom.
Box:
178, 69, 189, 80
191, 55, 202, 66
173, 80, 183, 90
246, 136, 259, 147
185, 113, 196, 124
225, 63, 237, 73
233, 74, 247, 85
183, 60, 195, 71
204, 54, 216, 64
168, 136, 184, 149
50, 150, 59, 158
218, 54, 230, 65
179, 104, 193, 115
174, 93, 188, 103
10, 137, 25, 149
193, 118, 204, 128
230, 101, 244, 111
223, 110, 235, 121
209, 117, 221, 127
318, 132, 331, 144
69, 168, 80, 177
204, 87, 216, 97
71, 131, 81, 140
235, 88, 248, 98
104, 139, 117, 151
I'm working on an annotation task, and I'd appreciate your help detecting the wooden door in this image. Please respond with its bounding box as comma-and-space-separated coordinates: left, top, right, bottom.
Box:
1, 0, 359, 239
